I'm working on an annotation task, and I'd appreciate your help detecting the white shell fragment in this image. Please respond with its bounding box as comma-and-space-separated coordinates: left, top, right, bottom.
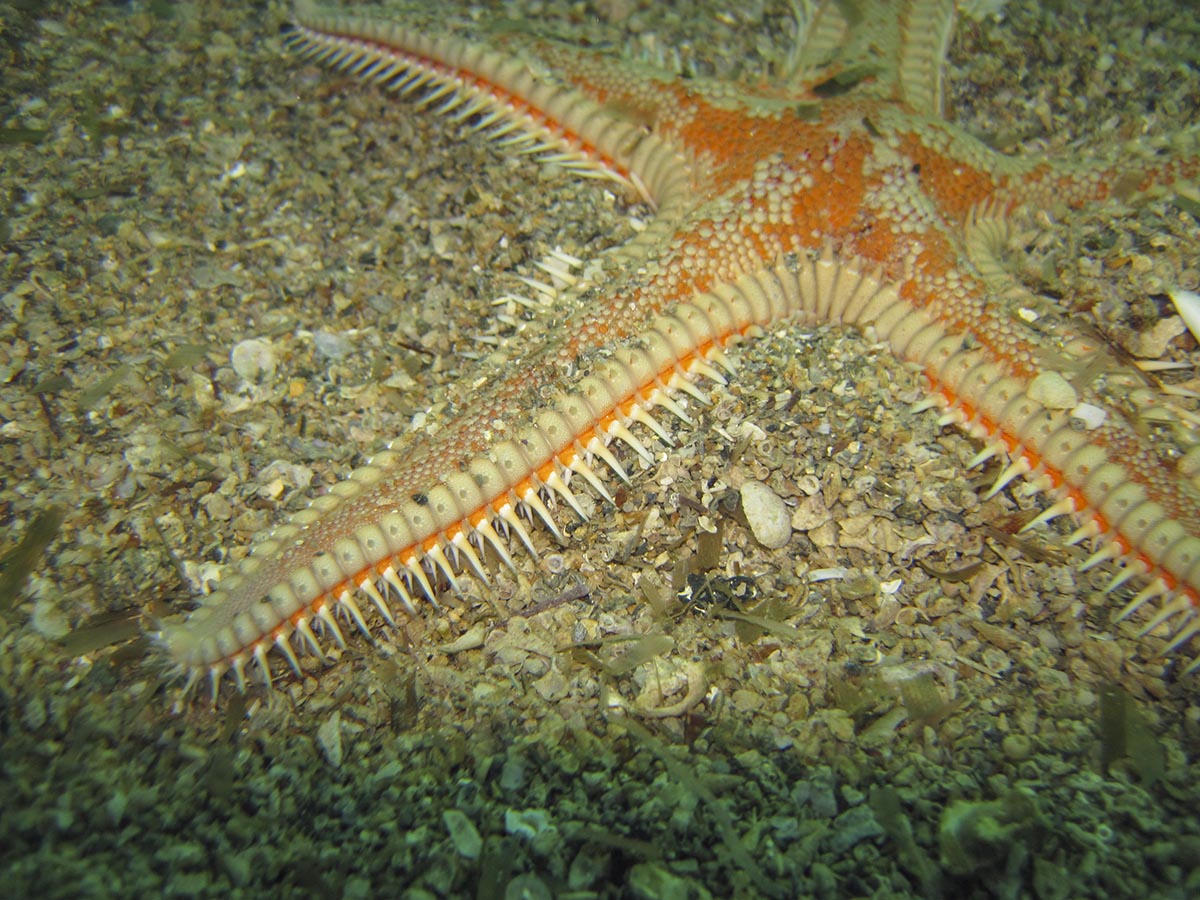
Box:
1167, 287, 1200, 345
230, 337, 277, 382
740, 480, 792, 549
1070, 402, 1107, 431
313, 329, 354, 360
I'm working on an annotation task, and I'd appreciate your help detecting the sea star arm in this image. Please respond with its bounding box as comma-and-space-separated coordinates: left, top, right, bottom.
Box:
785, 0, 958, 116
154, 4, 1200, 700
815, 105, 1200, 643
838, 115, 1200, 650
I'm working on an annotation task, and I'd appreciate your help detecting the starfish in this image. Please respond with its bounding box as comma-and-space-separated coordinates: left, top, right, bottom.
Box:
156, 0, 1200, 698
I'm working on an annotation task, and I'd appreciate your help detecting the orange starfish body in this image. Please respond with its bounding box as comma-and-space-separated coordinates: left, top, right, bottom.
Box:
156, 1, 1200, 697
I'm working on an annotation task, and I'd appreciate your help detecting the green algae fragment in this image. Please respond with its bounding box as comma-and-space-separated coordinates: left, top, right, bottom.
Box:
898, 672, 958, 729
628, 862, 690, 900
78, 110, 134, 141
830, 672, 890, 719
570, 825, 661, 862
0, 507, 63, 610
1098, 685, 1128, 770
30, 373, 71, 394
813, 62, 883, 95
0, 127, 48, 145
695, 525, 723, 571
608, 633, 674, 675
505, 873, 552, 900
620, 715, 785, 899
1099, 683, 1165, 786
78, 363, 132, 410
938, 789, 1039, 878
870, 786, 942, 898
1032, 855, 1073, 900
203, 747, 236, 804
719, 607, 804, 644
163, 344, 211, 370
60, 609, 141, 655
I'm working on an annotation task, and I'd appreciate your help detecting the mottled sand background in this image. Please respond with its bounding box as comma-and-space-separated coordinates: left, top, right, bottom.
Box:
1, 1, 1198, 897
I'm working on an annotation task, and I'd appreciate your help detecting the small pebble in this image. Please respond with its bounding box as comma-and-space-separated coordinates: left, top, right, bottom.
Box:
316, 712, 343, 768
1002, 733, 1033, 762
505, 874, 552, 900
828, 804, 884, 854
443, 809, 483, 860
628, 862, 690, 900
230, 337, 276, 382
1138, 311, 1186, 357
740, 480, 792, 549
505, 808, 552, 840
313, 329, 353, 360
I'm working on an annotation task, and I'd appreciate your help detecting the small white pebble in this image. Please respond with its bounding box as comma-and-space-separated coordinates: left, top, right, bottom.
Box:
731, 420, 768, 442
1137, 313, 1186, 358
439, 623, 488, 654
230, 337, 276, 382
313, 329, 353, 360
505, 808, 552, 840
32, 586, 71, 639
316, 712, 343, 768
808, 567, 848, 582
740, 480, 792, 549
1070, 402, 1107, 431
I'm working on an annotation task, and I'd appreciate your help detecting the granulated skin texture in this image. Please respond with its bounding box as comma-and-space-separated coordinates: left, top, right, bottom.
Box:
155, 0, 1200, 701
